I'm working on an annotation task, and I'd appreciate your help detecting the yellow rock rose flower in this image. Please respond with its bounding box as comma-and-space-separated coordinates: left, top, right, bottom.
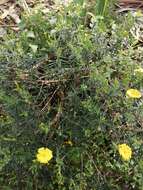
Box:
126, 89, 142, 99
36, 147, 53, 164
64, 140, 73, 146
118, 144, 132, 161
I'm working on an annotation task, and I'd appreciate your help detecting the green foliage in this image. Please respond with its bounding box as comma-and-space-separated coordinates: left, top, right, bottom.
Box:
0, 2, 143, 190
96, 0, 109, 16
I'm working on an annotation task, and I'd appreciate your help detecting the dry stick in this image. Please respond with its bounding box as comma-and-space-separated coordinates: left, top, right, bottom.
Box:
119, 0, 143, 3
118, 125, 143, 132
0, 24, 16, 27
40, 86, 59, 113
37, 79, 68, 85
45, 91, 64, 142
86, 152, 105, 182
21, 0, 30, 14
124, 127, 143, 132
50, 101, 63, 127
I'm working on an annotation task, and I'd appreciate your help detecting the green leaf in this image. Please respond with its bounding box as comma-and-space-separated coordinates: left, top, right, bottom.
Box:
27, 31, 35, 38
29, 44, 38, 53
96, 0, 109, 16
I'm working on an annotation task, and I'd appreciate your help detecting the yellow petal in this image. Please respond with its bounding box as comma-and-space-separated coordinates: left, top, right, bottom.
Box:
37, 147, 45, 153
64, 140, 73, 146
126, 89, 142, 98
118, 144, 132, 161
36, 147, 53, 164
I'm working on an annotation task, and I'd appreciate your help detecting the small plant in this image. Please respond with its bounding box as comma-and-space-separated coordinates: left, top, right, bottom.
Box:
0, 1, 143, 189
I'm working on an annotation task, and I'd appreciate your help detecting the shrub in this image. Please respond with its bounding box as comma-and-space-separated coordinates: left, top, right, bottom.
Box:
0, 1, 143, 189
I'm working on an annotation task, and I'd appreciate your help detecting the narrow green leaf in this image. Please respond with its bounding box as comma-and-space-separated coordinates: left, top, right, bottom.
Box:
96, 0, 109, 16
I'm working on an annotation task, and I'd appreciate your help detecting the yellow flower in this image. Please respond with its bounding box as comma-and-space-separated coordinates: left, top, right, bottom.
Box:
126, 89, 142, 99
36, 147, 53, 164
118, 144, 132, 161
134, 68, 143, 74
64, 140, 73, 146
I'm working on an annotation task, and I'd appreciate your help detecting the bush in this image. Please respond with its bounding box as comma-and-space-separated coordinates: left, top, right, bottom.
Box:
0, 2, 143, 189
